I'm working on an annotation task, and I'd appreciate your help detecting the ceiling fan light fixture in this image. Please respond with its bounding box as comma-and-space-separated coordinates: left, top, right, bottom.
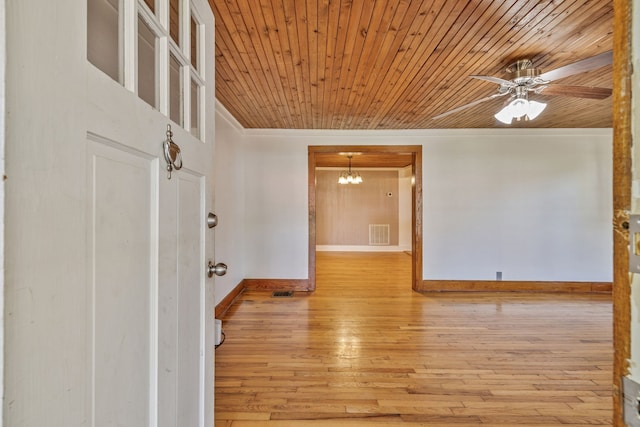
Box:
526, 100, 547, 120
430, 51, 612, 125
494, 108, 513, 124
494, 97, 547, 125
509, 98, 529, 118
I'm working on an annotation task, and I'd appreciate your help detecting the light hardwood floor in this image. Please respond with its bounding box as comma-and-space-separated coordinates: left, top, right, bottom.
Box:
215, 252, 613, 426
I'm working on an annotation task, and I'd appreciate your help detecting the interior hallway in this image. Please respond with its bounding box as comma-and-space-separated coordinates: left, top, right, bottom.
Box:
215, 252, 613, 426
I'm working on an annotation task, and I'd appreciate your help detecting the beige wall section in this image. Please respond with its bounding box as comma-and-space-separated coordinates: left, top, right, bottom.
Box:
316, 169, 399, 246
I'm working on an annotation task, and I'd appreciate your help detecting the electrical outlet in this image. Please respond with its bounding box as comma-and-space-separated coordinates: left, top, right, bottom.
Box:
623, 376, 640, 426
496, 271, 502, 281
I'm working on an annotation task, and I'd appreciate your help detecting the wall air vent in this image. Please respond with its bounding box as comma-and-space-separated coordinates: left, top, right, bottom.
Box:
272, 291, 294, 298
369, 224, 390, 245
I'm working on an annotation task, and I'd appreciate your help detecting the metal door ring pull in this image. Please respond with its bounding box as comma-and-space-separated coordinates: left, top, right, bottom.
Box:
163, 124, 183, 179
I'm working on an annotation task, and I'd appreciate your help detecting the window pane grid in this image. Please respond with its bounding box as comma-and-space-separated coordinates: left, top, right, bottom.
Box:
88, 0, 205, 140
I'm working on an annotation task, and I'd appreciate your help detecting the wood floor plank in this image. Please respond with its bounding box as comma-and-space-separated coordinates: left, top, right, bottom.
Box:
215, 252, 612, 425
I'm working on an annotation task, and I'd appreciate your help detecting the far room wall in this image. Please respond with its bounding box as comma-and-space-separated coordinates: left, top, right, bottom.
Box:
214, 106, 612, 304
316, 167, 412, 252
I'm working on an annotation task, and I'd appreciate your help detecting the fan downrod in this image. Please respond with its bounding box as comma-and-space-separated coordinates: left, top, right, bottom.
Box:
506, 59, 542, 83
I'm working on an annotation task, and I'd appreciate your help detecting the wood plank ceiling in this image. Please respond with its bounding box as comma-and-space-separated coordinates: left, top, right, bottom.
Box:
210, 0, 613, 130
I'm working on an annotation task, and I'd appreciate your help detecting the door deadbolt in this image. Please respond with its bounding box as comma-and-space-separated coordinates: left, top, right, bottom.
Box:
207, 261, 227, 277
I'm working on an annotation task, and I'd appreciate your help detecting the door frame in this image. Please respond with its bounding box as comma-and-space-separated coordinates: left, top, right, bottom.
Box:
612, 0, 632, 425
308, 145, 423, 291
0, 0, 5, 424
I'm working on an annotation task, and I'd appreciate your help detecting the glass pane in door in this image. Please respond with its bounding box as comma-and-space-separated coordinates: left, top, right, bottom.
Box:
190, 78, 200, 138
169, 53, 183, 126
169, 0, 180, 46
142, 0, 155, 13
138, 16, 157, 109
87, 0, 120, 82
190, 15, 198, 71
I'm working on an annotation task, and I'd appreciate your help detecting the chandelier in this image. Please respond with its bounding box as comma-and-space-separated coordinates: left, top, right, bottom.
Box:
338, 155, 362, 184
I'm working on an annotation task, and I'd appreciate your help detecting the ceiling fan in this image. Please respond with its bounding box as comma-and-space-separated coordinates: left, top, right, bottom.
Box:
431, 50, 613, 124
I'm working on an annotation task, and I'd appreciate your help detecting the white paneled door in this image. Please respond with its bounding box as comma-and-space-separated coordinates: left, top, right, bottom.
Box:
85, 0, 217, 425
5, 1, 216, 426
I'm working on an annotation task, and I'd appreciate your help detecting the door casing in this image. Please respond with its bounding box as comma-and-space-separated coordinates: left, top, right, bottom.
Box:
612, 0, 632, 425
308, 145, 423, 291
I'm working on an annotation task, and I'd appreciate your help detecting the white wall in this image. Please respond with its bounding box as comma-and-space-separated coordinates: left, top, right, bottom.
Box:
236, 128, 612, 282
424, 134, 612, 281
242, 135, 310, 278
213, 106, 247, 304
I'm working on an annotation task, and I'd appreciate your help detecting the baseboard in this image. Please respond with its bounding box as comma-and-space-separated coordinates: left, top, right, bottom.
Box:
215, 278, 611, 316
418, 280, 612, 294
242, 278, 312, 291
215, 281, 246, 318
215, 279, 312, 317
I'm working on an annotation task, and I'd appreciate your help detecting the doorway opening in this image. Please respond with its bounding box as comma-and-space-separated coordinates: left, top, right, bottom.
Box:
308, 145, 423, 291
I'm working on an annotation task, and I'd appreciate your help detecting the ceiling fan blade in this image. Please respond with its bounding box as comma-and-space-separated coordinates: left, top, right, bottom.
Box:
538, 50, 613, 82
537, 84, 612, 99
470, 75, 515, 87
432, 92, 509, 120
